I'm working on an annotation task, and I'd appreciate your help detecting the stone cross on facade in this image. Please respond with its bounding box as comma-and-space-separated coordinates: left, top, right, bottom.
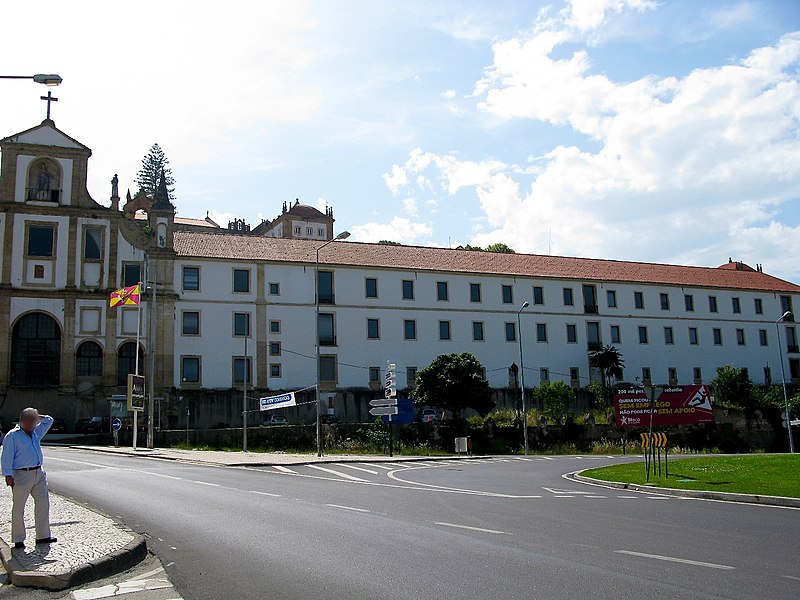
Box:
40, 91, 58, 120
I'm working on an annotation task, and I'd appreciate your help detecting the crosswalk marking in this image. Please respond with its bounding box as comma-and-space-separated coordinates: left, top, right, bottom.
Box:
336, 463, 380, 475
273, 465, 297, 474
306, 464, 367, 481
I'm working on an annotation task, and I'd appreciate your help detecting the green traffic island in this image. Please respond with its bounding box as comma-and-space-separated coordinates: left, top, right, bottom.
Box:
581, 454, 800, 499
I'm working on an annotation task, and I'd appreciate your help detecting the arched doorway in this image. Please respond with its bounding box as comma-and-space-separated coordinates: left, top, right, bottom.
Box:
117, 341, 144, 386
75, 341, 103, 378
10, 312, 61, 386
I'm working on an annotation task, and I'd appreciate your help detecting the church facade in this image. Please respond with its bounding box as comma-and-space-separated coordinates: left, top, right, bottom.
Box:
1, 117, 799, 429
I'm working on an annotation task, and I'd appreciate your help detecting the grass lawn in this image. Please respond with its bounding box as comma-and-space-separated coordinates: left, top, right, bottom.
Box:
582, 454, 800, 498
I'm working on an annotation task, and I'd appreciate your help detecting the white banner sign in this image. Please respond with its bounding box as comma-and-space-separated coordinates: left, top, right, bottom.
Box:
259, 392, 297, 411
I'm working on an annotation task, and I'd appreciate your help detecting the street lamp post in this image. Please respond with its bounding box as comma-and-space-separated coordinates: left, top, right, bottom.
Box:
776, 311, 795, 454
315, 231, 351, 457
0, 74, 62, 86
517, 302, 530, 455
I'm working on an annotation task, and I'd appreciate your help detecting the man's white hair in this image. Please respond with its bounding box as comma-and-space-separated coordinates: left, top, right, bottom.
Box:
19, 407, 39, 421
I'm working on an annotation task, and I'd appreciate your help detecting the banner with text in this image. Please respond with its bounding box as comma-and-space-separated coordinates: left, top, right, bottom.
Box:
259, 392, 297, 411
615, 385, 714, 428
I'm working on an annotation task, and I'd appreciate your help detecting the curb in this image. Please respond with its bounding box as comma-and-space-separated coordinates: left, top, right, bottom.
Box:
567, 470, 800, 508
0, 502, 147, 591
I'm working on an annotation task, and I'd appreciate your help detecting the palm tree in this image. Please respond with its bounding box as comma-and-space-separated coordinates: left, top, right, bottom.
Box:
589, 345, 625, 406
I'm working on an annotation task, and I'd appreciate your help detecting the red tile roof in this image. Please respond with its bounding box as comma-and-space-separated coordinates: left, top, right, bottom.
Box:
172, 231, 800, 293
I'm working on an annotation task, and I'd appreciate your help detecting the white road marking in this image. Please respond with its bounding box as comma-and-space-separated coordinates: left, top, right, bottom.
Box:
541, 456, 555, 460
543, 487, 593, 495
383, 463, 411, 469
614, 550, 735, 570
307, 464, 367, 481
646, 496, 669, 500
335, 463, 380, 475
126, 565, 166, 582
325, 503, 370, 513
190, 480, 220, 487
273, 465, 297, 474
249, 490, 281, 497
783, 575, 800, 582
368, 463, 394, 470
617, 495, 639, 499
434, 522, 509, 535
554, 495, 576, 498
584, 496, 607, 499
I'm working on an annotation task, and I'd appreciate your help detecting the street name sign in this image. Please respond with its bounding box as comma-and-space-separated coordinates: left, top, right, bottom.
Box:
370, 406, 399, 417
370, 398, 398, 407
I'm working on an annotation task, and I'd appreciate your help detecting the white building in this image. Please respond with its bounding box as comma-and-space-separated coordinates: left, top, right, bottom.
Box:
1, 116, 799, 427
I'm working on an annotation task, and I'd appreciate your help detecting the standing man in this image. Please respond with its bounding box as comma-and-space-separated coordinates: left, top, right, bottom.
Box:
1, 408, 57, 549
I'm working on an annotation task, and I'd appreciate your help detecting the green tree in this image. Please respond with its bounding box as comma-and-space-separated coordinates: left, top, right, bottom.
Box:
135, 143, 175, 199
413, 353, 494, 417
378, 240, 402, 245
534, 380, 575, 424
710, 365, 752, 410
485, 243, 515, 253
588, 345, 625, 405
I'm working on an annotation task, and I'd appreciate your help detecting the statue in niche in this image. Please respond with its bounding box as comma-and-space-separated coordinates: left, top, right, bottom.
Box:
37, 163, 52, 192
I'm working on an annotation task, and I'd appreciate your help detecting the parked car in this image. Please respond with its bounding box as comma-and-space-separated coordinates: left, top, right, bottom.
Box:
77, 416, 110, 434
320, 414, 341, 425
419, 409, 438, 423
263, 415, 288, 426
49, 418, 66, 433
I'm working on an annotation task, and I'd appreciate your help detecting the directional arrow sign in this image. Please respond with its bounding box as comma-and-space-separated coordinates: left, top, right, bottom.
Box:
370, 406, 399, 417
369, 398, 398, 407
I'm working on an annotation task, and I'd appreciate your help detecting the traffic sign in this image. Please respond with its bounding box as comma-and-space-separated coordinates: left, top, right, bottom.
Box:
111, 418, 122, 432
369, 406, 399, 417
370, 398, 398, 407
640, 432, 667, 448
385, 362, 397, 399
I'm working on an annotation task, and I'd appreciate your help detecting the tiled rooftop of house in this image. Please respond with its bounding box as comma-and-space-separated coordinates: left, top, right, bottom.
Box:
172, 230, 800, 293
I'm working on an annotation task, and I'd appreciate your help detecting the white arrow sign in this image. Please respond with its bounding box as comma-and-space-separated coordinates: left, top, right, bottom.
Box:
369, 398, 398, 407
370, 406, 399, 417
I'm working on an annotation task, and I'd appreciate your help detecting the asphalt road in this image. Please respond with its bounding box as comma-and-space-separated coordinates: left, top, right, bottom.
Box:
41, 449, 799, 600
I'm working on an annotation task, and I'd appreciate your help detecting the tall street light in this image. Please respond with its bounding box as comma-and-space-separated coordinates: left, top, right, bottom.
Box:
316, 231, 351, 457
0, 74, 63, 86
776, 311, 795, 454
517, 302, 530, 455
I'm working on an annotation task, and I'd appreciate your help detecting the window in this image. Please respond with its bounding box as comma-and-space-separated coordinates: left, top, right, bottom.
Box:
404, 319, 417, 340
84, 228, 102, 260
439, 320, 451, 341
502, 285, 513, 304
664, 326, 674, 345
365, 278, 378, 298
75, 341, 103, 377
569, 367, 580, 386
539, 368, 549, 383
754, 298, 763, 315
294, 226, 301, 235
436, 281, 449, 301
587, 321, 601, 350
764, 366, 772, 386
736, 328, 746, 346
406, 367, 417, 388
318, 313, 335, 346
713, 328, 723, 345
582, 285, 597, 313
369, 367, 380, 383
610, 325, 621, 344
709, 296, 718, 313
269, 320, 281, 334
505, 322, 516, 342
638, 326, 648, 344
306, 227, 313, 235
269, 341, 282, 356
660, 293, 670, 311
181, 357, 200, 384
469, 283, 481, 303
472, 321, 484, 341
668, 367, 678, 385
402, 279, 414, 300
233, 269, 250, 293
367, 318, 380, 340
732, 297, 741, 314
787, 326, 798, 352
536, 323, 548, 342
182, 311, 199, 335
566, 324, 578, 343
27, 224, 55, 257
634, 291, 644, 309
684, 294, 694, 312
318, 270, 334, 304
693, 367, 703, 384
116, 341, 142, 387
780, 295, 793, 316
123, 263, 141, 287
563, 287, 574, 306
318, 228, 324, 237
642, 367, 652, 384
270, 364, 282, 378
759, 329, 768, 346
320, 356, 337, 383
689, 327, 699, 345
233, 312, 250, 337
182, 266, 200, 291
233, 357, 252, 384
533, 286, 544, 305
268, 282, 280, 296
606, 290, 617, 308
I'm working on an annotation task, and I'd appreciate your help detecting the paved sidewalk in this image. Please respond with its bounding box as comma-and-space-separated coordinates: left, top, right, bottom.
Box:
66, 445, 473, 467
0, 490, 146, 590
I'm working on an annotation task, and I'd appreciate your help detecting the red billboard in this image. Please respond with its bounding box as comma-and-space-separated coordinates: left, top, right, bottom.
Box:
614, 385, 714, 428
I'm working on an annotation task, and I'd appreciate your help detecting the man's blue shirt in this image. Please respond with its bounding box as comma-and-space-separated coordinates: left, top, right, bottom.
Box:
1, 416, 53, 476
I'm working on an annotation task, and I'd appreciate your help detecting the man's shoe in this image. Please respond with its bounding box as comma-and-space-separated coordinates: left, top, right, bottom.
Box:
13, 542, 24, 549
35, 537, 57, 545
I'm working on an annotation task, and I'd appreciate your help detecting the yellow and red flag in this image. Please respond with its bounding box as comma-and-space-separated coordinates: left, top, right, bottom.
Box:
109, 284, 140, 308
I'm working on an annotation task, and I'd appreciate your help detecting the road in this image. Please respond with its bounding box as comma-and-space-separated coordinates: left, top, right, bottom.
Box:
41, 448, 799, 600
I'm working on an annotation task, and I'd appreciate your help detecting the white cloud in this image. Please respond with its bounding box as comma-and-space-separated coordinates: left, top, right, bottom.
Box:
442, 89, 457, 99
383, 164, 410, 195
316, 197, 328, 213
402, 197, 418, 216
349, 217, 433, 244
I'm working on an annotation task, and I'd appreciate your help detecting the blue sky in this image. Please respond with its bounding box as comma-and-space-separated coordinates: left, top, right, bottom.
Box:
3, 0, 800, 280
